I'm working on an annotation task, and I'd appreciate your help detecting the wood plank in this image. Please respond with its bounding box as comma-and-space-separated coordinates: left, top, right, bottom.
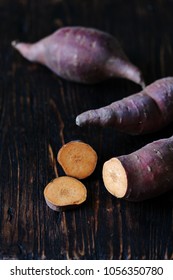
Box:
0, 0, 173, 259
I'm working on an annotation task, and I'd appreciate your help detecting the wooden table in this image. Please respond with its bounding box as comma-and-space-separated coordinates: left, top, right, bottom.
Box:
0, 0, 173, 259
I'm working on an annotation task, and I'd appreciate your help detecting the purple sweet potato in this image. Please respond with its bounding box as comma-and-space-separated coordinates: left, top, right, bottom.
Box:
103, 136, 173, 201
76, 77, 173, 134
12, 26, 144, 86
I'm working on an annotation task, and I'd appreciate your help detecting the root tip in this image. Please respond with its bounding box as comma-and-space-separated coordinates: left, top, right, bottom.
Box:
11, 40, 19, 48
140, 80, 146, 89
75, 116, 82, 127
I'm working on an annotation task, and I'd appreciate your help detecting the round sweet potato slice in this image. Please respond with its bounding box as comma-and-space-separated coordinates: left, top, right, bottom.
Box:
44, 176, 87, 211
57, 141, 97, 179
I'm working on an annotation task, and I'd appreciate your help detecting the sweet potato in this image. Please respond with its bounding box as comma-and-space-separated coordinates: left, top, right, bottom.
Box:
12, 26, 144, 86
57, 141, 97, 179
44, 176, 87, 211
102, 136, 173, 201
76, 77, 173, 134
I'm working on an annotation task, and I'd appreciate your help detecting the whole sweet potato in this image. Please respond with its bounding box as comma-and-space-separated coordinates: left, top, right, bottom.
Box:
76, 77, 173, 134
12, 26, 144, 86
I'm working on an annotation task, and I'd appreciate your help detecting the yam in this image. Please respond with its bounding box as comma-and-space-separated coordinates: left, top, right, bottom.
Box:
102, 136, 173, 201
76, 77, 173, 135
12, 26, 144, 86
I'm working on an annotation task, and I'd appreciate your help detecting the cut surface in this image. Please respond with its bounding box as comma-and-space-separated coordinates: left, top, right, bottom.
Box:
44, 176, 87, 211
102, 157, 128, 198
57, 141, 98, 179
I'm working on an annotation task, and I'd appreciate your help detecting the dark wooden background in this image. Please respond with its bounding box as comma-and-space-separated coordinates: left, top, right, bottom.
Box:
0, 0, 173, 260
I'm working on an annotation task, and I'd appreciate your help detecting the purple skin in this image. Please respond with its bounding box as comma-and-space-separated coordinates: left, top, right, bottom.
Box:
44, 197, 81, 212
76, 77, 173, 135
118, 136, 173, 201
12, 26, 144, 86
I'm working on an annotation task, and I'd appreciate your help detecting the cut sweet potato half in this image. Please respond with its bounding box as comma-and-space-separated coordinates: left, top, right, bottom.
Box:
44, 176, 87, 211
102, 136, 173, 201
57, 141, 98, 179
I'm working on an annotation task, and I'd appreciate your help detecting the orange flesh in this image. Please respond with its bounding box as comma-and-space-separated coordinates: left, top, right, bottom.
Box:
44, 176, 87, 208
57, 141, 98, 179
102, 158, 128, 198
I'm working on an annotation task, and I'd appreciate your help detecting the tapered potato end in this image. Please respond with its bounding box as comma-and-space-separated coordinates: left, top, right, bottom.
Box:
57, 141, 98, 179
44, 176, 87, 211
102, 158, 128, 198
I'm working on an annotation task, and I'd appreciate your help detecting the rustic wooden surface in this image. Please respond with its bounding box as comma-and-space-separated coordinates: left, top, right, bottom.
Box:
0, 0, 173, 260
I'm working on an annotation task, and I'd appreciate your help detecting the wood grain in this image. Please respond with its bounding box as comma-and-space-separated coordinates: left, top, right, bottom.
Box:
0, 0, 173, 259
